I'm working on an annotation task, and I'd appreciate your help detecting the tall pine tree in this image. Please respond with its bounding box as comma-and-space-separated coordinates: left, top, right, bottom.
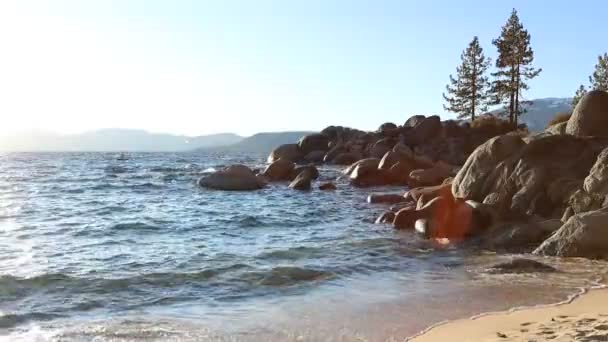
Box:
491, 9, 542, 126
443, 36, 491, 121
572, 53, 608, 107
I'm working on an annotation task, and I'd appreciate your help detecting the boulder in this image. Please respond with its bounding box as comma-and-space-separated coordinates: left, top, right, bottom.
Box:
404, 183, 453, 204
392, 142, 414, 159
393, 205, 420, 229
268, 144, 304, 163
584, 147, 608, 196
289, 171, 313, 191
378, 122, 398, 133
481, 219, 562, 253
304, 150, 326, 163
323, 143, 346, 163
388, 161, 415, 185
332, 152, 362, 165
451, 134, 526, 201
378, 151, 402, 170
291, 164, 319, 180
566, 90, 608, 137
375, 211, 396, 224
534, 208, 608, 259
319, 182, 337, 191
408, 162, 453, 187
198, 165, 265, 191
369, 139, 392, 159
367, 193, 407, 204
486, 258, 557, 274
343, 158, 380, 176
404, 115, 426, 128
568, 189, 603, 214
405, 115, 442, 146
350, 163, 387, 187
298, 134, 330, 154
263, 158, 295, 181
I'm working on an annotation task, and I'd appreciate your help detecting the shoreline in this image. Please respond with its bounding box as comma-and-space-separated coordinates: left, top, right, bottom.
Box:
408, 281, 608, 341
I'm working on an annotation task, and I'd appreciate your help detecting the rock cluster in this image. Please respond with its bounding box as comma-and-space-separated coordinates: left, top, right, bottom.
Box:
199, 90, 608, 261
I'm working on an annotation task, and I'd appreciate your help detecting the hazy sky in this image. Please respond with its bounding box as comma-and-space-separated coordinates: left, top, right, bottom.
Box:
0, 0, 606, 136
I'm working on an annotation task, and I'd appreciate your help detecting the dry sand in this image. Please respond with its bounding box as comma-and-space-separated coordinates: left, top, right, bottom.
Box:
408, 287, 608, 342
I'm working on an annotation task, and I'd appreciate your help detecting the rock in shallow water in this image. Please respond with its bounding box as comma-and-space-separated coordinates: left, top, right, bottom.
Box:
486, 258, 557, 274
263, 158, 295, 181
318, 182, 337, 190
198, 165, 265, 191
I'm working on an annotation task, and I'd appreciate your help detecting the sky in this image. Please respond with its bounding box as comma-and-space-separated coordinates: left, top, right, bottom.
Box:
0, 0, 606, 137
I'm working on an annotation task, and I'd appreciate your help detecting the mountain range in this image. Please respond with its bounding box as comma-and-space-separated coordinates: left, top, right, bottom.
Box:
0, 98, 573, 152
0, 129, 243, 152
494, 97, 573, 132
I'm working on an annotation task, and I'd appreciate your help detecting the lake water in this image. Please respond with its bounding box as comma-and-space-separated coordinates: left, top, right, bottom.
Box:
1, 152, 607, 341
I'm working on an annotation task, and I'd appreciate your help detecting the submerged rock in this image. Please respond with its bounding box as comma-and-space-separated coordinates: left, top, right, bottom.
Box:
318, 182, 337, 191
486, 258, 557, 274
198, 165, 265, 191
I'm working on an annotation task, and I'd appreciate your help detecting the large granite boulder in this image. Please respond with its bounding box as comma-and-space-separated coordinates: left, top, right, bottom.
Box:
263, 158, 295, 181
405, 115, 442, 146
584, 147, 608, 196
408, 162, 453, 187
298, 133, 330, 154
451, 134, 526, 201
198, 165, 265, 191
369, 139, 393, 159
404, 115, 426, 128
268, 144, 304, 163
378, 151, 402, 170
534, 208, 608, 259
343, 158, 380, 176
566, 90, 608, 137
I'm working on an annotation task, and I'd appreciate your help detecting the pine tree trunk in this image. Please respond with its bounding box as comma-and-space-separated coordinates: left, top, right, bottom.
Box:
509, 64, 515, 124
471, 59, 477, 121
514, 63, 520, 127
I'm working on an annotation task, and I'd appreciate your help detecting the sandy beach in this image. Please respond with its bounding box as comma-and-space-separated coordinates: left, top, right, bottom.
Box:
409, 287, 608, 342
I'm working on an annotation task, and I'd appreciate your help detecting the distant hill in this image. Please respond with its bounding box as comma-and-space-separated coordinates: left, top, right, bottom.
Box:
0, 129, 243, 152
490, 97, 572, 132
199, 131, 315, 154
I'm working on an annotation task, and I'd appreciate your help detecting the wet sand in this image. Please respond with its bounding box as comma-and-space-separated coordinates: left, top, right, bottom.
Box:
409, 287, 608, 342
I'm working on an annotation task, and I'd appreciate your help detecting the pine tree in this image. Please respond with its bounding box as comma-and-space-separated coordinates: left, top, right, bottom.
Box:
572, 84, 587, 108
589, 53, 608, 91
571, 53, 608, 107
491, 9, 542, 126
443, 36, 491, 121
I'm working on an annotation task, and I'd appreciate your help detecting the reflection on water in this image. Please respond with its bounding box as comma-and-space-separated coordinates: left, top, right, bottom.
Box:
0, 152, 607, 341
